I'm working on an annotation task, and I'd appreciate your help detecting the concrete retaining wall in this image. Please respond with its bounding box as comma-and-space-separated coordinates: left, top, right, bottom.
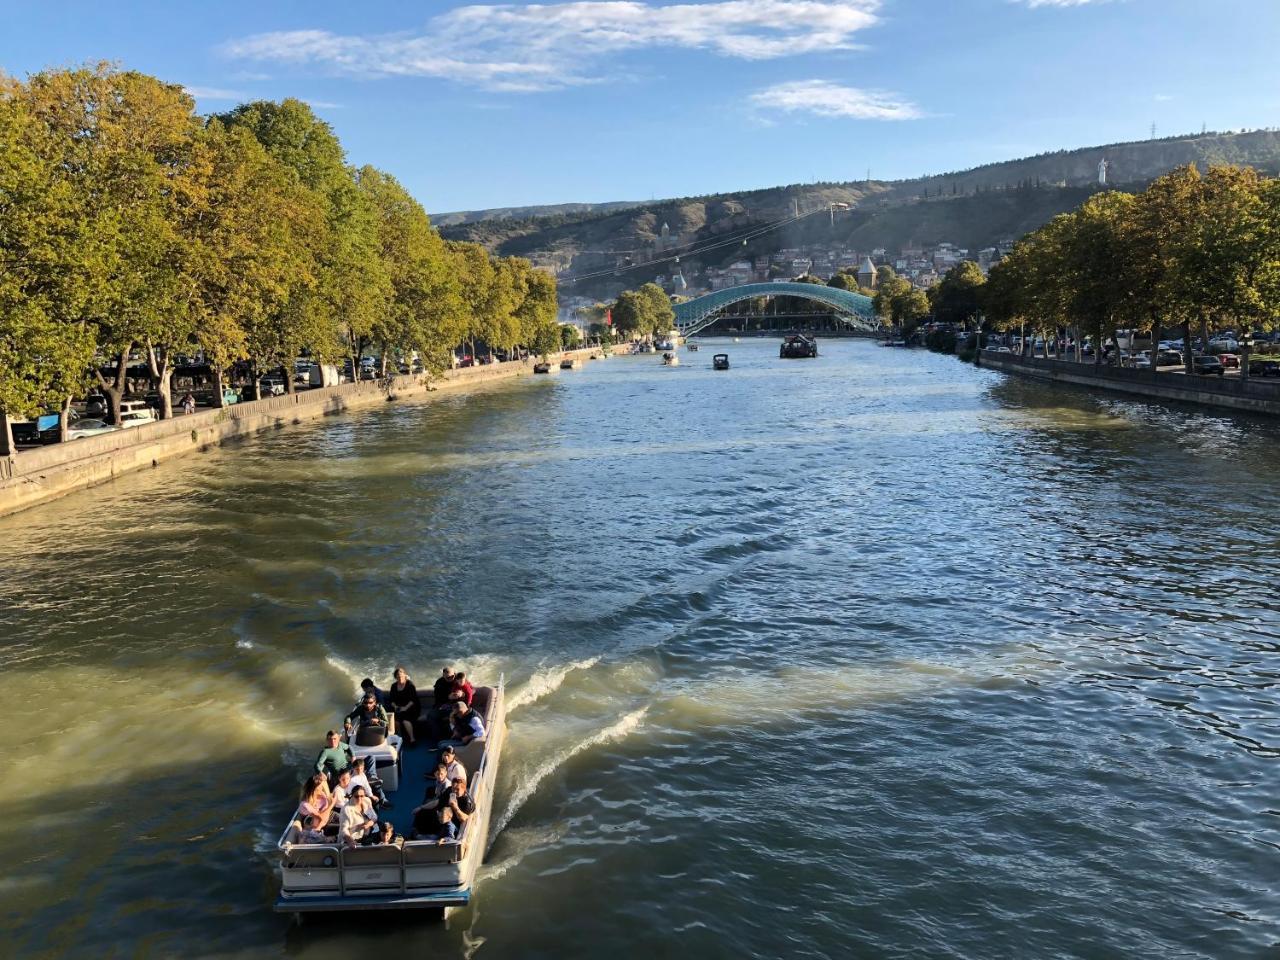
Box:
977, 353, 1280, 417
0, 349, 604, 518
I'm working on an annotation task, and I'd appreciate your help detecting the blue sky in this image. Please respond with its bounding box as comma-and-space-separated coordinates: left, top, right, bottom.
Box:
2, 1, 1277, 212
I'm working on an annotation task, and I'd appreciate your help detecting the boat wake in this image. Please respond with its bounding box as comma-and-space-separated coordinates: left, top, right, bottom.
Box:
491, 707, 648, 843
507, 657, 601, 712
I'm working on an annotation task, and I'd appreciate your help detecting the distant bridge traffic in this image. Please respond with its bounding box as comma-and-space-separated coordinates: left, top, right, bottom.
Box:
672, 282, 877, 337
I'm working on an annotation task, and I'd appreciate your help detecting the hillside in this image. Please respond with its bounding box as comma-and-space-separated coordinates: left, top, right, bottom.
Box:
437, 129, 1280, 299
431, 199, 643, 227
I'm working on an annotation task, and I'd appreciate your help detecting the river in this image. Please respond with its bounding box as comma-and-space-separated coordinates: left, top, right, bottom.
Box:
1, 339, 1276, 959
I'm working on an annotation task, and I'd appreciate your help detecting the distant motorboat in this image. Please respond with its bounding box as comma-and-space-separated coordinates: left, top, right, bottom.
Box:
779, 334, 818, 359
560, 358, 581, 370
713, 354, 730, 370
661, 352, 680, 366
533, 362, 552, 374
687, 343, 699, 352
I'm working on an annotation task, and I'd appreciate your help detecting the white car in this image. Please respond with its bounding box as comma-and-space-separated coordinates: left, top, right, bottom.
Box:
67, 418, 117, 440
261, 376, 286, 396
118, 409, 156, 428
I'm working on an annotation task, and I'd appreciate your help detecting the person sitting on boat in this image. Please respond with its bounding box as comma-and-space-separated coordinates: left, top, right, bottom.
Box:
388, 666, 422, 748
438, 745, 468, 787
297, 814, 328, 845
448, 671, 475, 707
314, 730, 354, 780
410, 765, 453, 838
360, 677, 388, 709
430, 804, 458, 845
429, 666, 458, 742
447, 778, 475, 833
345, 691, 389, 730
374, 821, 399, 846
444, 700, 485, 747
298, 774, 335, 827
330, 768, 354, 809
349, 756, 392, 810
339, 785, 378, 846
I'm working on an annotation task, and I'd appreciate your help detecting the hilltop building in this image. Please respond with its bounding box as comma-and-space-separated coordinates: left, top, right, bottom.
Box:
856, 257, 878, 288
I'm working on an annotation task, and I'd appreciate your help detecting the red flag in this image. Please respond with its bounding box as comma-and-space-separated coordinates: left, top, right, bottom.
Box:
605, 308, 613, 326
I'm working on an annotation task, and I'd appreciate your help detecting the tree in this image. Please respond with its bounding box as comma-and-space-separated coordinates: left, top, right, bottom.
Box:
929, 261, 986, 328
610, 289, 648, 338
637, 283, 675, 337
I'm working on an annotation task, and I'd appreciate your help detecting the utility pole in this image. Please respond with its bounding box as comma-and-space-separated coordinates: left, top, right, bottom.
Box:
1150, 121, 1157, 140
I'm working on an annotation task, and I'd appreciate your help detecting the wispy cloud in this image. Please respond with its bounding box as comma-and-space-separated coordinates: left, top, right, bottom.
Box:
305, 100, 343, 109
1153, 93, 1174, 102
750, 79, 920, 121
1014, 0, 1109, 7
223, 0, 883, 92
185, 85, 249, 101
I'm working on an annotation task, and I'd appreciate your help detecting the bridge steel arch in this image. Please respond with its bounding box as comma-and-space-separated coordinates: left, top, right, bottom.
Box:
672, 282, 877, 336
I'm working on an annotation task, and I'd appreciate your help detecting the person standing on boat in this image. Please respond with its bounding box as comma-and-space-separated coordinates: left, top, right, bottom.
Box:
388, 666, 422, 747
314, 730, 354, 780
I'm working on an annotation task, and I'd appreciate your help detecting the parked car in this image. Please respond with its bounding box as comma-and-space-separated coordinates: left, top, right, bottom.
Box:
118, 409, 156, 428
1248, 359, 1280, 377
1192, 356, 1225, 376
1218, 353, 1240, 369
261, 376, 286, 396
1157, 351, 1185, 367
222, 387, 241, 405
67, 418, 117, 440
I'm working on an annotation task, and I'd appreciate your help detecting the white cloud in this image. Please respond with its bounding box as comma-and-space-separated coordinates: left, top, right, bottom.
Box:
185, 85, 249, 101
750, 79, 919, 120
223, 0, 883, 92
1014, 0, 1109, 7
1154, 93, 1174, 102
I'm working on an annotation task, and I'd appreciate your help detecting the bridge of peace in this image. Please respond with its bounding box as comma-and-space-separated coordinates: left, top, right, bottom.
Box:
672, 281, 878, 337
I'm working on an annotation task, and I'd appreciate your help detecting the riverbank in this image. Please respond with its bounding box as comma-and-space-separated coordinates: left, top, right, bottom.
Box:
977, 351, 1280, 417
0, 348, 604, 518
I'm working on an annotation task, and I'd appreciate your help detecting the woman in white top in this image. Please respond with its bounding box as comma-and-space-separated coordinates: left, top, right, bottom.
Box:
339, 786, 378, 846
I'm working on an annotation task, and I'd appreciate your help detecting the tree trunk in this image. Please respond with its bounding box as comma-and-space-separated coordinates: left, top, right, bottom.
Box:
146, 342, 175, 420
0, 411, 14, 457
96, 347, 132, 425
1183, 320, 1194, 376
1241, 342, 1251, 385
212, 368, 225, 409
284, 361, 296, 395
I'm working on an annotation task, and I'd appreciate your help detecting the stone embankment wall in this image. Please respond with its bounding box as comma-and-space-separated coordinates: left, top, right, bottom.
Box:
978, 353, 1280, 417
0, 349, 602, 518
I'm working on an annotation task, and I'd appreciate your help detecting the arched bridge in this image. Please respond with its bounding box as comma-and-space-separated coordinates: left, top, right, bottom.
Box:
673, 282, 877, 336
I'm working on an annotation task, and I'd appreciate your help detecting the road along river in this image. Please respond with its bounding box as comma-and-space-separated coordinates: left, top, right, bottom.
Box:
1, 338, 1276, 958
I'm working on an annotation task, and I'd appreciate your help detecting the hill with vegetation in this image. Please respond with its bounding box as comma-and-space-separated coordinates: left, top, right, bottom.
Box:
438, 130, 1280, 299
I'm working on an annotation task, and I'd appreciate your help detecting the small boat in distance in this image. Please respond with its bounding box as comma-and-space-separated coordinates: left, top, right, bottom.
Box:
779, 335, 818, 359
713, 354, 730, 370
560, 357, 581, 370
533, 361, 552, 374
275, 678, 507, 916
661, 352, 680, 366
687, 343, 699, 352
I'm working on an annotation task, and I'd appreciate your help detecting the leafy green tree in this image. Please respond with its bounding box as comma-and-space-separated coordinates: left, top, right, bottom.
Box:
637, 283, 675, 336
929, 261, 986, 328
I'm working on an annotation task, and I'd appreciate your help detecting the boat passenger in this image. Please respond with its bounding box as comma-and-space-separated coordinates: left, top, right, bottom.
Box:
439, 745, 467, 787
411, 766, 452, 838
430, 804, 458, 845
331, 768, 353, 809
360, 677, 388, 709
445, 701, 485, 746
339, 785, 378, 846
429, 667, 457, 742
448, 778, 475, 831
346, 692, 388, 730
375, 821, 399, 846
449, 672, 475, 706
314, 730, 354, 780
349, 757, 392, 810
388, 666, 422, 747
432, 667, 457, 708
299, 774, 334, 827
298, 814, 327, 845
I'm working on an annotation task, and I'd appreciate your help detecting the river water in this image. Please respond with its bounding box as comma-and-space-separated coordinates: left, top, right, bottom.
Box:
2, 339, 1277, 959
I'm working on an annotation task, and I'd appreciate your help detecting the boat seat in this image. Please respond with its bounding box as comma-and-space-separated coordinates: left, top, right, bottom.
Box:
341, 844, 402, 867
354, 724, 386, 747
403, 840, 465, 865
283, 846, 338, 869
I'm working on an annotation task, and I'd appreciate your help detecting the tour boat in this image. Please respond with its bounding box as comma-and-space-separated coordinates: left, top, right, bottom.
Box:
779, 335, 818, 359
533, 362, 552, 374
686, 343, 699, 352
713, 353, 730, 370
274, 679, 506, 916
661, 352, 680, 366
560, 357, 582, 370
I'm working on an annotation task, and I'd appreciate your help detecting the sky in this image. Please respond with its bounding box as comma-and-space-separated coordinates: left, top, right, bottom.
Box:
2, 0, 1278, 213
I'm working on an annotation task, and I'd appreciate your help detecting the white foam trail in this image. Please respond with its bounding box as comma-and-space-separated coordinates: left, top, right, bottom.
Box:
491, 707, 648, 842
477, 822, 569, 885
507, 657, 601, 712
